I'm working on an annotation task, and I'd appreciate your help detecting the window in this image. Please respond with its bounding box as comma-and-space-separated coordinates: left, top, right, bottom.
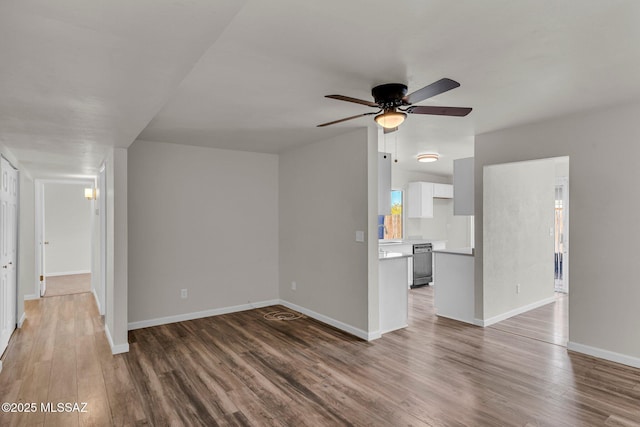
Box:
378, 190, 403, 240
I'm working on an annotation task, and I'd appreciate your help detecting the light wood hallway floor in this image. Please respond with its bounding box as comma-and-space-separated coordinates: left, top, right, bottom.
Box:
1, 288, 639, 426
44, 273, 92, 297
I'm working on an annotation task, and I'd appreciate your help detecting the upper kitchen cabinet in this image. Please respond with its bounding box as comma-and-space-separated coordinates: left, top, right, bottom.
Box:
454, 157, 474, 215
433, 183, 453, 199
407, 182, 453, 218
407, 182, 434, 218
378, 152, 391, 215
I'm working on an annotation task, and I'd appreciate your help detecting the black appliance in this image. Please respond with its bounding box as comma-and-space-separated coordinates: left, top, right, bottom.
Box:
411, 243, 433, 288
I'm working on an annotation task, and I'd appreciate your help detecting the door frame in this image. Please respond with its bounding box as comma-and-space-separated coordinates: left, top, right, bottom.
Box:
555, 176, 569, 293
0, 155, 19, 363
34, 178, 95, 299
98, 164, 106, 315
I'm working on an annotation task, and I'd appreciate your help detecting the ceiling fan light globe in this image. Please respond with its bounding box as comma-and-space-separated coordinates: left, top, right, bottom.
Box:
374, 111, 406, 129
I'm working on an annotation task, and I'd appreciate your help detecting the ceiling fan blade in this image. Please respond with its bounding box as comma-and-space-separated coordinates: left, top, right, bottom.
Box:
383, 127, 398, 134
325, 94, 379, 108
407, 106, 472, 117
317, 112, 377, 127
405, 78, 460, 105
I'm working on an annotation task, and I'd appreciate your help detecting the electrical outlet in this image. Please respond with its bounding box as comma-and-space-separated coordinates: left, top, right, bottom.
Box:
516, 284, 521, 294
181, 288, 188, 299
291, 281, 296, 291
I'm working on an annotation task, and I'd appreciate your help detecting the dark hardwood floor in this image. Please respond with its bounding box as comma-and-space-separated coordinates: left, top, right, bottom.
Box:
1, 287, 639, 426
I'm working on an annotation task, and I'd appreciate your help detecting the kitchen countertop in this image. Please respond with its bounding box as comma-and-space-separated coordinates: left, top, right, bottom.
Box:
379, 239, 446, 246
433, 247, 475, 256
378, 252, 413, 260
402, 239, 446, 245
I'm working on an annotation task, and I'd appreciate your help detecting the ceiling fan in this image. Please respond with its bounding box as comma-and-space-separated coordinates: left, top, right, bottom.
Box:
317, 78, 472, 133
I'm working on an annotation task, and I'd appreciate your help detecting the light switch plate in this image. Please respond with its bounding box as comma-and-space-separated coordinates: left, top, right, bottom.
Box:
355, 230, 365, 242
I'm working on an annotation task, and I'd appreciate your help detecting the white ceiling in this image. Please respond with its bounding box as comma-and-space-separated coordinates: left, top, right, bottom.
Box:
3, 0, 640, 178
0, 0, 246, 178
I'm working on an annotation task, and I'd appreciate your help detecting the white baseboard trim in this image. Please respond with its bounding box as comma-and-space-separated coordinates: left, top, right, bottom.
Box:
434, 313, 477, 326
91, 289, 102, 315
127, 299, 280, 331
17, 312, 26, 328
46, 270, 91, 277
379, 324, 408, 336
279, 300, 375, 341
24, 294, 40, 300
567, 341, 640, 369
126, 299, 380, 342
477, 295, 557, 327
105, 324, 129, 355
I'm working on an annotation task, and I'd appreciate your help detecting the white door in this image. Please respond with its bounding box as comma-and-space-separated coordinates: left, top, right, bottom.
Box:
0, 157, 18, 356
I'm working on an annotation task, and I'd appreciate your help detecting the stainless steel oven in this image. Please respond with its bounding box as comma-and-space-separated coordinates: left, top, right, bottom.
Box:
411, 243, 433, 288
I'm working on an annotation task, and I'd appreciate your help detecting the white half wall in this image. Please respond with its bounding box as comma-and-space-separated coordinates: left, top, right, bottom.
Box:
483, 159, 555, 320
127, 140, 279, 325
43, 182, 92, 275
279, 128, 373, 335
475, 100, 640, 364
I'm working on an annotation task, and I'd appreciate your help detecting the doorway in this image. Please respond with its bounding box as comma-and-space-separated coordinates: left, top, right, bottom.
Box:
484, 156, 569, 346
36, 180, 95, 298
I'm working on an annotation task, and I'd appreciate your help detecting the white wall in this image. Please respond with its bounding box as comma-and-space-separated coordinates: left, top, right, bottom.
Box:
127, 140, 279, 325
279, 129, 373, 336
17, 167, 35, 326
43, 183, 92, 275
483, 159, 556, 320
392, 167, 470, 248
392, 168, 450, 188
90, 174, 102, 313
475, 100, 640, 366
104, 148, 129, 354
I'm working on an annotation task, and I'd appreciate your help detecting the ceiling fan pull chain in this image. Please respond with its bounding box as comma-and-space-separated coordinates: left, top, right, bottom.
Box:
394, 133, 398, 163
383, 131, 387, 159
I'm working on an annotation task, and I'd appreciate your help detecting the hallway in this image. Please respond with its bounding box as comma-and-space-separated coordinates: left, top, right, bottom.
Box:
0, 293, 137, 426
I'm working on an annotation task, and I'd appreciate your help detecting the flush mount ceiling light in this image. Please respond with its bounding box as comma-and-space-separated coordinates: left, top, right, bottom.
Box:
374, 109, 407, 129
417, 153, 439, 163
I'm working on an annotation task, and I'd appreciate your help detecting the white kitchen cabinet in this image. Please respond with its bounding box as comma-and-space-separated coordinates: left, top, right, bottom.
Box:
454, 157, 474, 215
378, 152, 392, 215
433, 183, 453, 199
407, 182, 434, 218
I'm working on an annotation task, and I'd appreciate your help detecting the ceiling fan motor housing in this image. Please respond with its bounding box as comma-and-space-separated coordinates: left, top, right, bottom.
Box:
372, 83, 408, 109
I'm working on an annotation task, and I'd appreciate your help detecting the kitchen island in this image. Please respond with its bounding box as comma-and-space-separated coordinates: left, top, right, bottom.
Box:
378, 252, 411, 334
433, 248, 475, 324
